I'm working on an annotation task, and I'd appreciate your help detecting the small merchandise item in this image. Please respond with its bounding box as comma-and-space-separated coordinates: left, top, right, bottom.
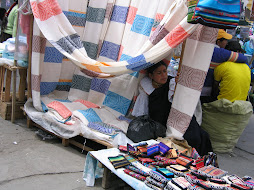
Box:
188, 184, 206, 190
164, 181, 182, 190
225, 175, 246, 185
171, 177, 191, 190
245, 179, 254, 188
127, 143, 136, 152
154, 155, 175, 162
124, 155, 137, 163
184, 173, 201, 184
147, 144, 160, 156
197, 181, 225, 190
118, 145, 128, 152
190, 147, 201, 160
143, 162, 157, 170
133, 142, 148, 147
176, 153, 194, 168
137, 145, 148, 154
166, 148, 179, 158
191, 170, 207, 180
138, 157, 155, 164
158, 142, 171, 155
195, 157, 205, 170
168, 165, 189, 172
149, 170, 170, 184
108, 155, 130, 169
156, 168, 174, 178
144, 180, 163, 190
145, 176, 166, 189
125, 165, 149, 176
128, 150, 144, 158
231, 183, 252, 190
150, 160, 177, 167
208, 178, 227, 184
124, 169, 146, 181
198, 165, 228, 179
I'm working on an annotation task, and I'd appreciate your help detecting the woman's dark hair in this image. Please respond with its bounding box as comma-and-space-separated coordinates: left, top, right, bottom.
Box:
147, 61, 167, 74
1, 1, 18, 32
0, 8, 6, 21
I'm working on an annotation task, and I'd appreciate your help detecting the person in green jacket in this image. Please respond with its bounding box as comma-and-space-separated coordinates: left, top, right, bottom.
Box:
0, 0, 18, 42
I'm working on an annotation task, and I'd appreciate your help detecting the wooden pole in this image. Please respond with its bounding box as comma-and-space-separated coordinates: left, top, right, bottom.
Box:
27, 15, 34, 99
174, 40, 186, 92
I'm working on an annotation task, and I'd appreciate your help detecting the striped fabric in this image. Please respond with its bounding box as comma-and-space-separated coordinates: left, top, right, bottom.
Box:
166, 25, 218, 140
28, 0, 217, 143
210, 47, 248, 69
123, 169, 146, 181
125, 165, 149, 176
144, 180, 164, 190
145, 176, 166, 189
148, 170, 169, 184
108, 155, 130, 169
190, 0, 240, 29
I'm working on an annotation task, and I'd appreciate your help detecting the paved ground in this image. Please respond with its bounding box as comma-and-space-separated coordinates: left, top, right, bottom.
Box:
0, 114, 253, 190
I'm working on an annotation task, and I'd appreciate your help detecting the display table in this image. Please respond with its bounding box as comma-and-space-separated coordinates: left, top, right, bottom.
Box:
83, 140, 157, 189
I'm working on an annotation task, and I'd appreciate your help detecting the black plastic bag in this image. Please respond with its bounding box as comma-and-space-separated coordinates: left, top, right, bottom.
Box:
126, 115, 166, 143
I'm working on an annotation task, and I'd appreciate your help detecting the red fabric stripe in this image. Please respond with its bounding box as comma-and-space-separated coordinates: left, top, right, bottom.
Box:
165, 25, 189, 48
31, 0, 62, 21
126, 6, 138, 25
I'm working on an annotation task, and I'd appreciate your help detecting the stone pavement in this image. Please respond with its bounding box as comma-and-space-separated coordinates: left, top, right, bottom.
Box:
0, 114, 253, 190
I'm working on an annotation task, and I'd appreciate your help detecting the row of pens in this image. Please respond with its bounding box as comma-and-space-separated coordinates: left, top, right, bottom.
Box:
107, 141, 254, 190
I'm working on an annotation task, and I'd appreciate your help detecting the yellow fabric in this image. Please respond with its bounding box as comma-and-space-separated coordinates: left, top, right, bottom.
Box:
214, 61, 251, 102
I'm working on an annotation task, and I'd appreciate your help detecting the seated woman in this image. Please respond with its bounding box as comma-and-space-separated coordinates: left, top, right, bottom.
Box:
132, 61, 213, 156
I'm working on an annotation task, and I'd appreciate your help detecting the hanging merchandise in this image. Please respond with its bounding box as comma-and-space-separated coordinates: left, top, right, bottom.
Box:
187, 0, 241, 29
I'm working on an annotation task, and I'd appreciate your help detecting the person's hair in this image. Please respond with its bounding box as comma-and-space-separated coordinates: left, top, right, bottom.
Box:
216, 38, 226, 44
0, 8, 6, 21
147, 61, 167, 74
225, 41, 245, 53
1, 1, 18, 32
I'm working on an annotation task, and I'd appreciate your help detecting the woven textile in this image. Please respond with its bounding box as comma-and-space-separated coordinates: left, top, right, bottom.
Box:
166, 25, 218, 140
28, 0, 217, 143
125, 165, 149, 176
176, 153, 194, 168
147, 144, 160, 156
189, 0, 240, 29
171, 177, 192, 190
150, 160, 177, 167
118, 145, 128, 152
158, 142, 171, 155
156, 168, 174, 178
108, 155, 130, 169
198, 165, 228, 179
149, 170, 169, 184
144, 180, 164, 190
123, 169, 146, 181
145, 176, 165, 189
146, 176, 166, 188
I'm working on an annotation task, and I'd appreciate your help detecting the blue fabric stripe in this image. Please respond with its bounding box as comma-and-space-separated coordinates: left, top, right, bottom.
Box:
103, 91, 131, 115
40, 82, 58, 95
44, 47, 64, 63
120, 54, 132, 61
78, 109, 102, 123
99, 41, 120, 61
131, 15, 154, 36
126, 54, 152, 71
110, 5, 129, 24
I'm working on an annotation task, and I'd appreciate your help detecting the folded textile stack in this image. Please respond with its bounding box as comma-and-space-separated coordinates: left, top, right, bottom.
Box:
1, 37, 28, 67
107, 141, 254, 190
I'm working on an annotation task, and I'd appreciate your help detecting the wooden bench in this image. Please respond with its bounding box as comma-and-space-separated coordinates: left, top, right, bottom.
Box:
0, 64, 27, 121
